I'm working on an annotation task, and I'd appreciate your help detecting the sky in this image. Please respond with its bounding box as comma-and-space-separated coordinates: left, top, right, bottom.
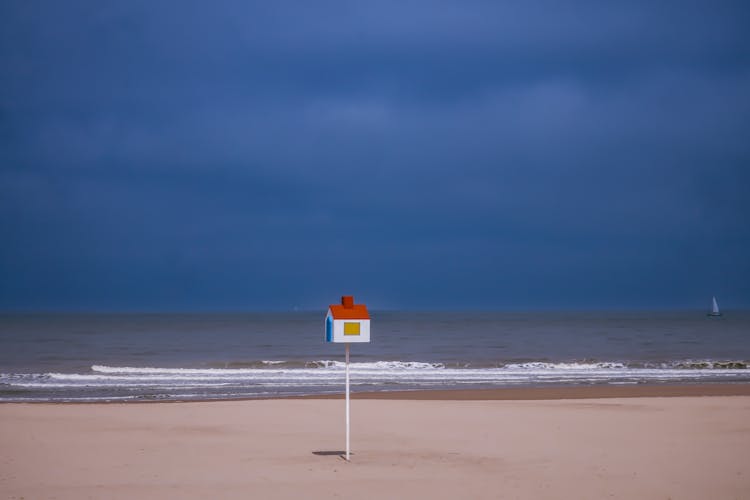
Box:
1, 1, 749, 311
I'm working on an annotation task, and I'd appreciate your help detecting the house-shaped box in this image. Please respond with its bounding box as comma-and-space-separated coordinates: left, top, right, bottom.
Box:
325, 296, 370, 343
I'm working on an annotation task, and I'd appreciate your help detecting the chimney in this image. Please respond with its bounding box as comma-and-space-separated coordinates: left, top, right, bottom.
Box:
341, 295, 354, 308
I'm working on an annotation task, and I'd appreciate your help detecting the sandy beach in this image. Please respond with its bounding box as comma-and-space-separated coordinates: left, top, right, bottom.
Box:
2, 387, 749, 499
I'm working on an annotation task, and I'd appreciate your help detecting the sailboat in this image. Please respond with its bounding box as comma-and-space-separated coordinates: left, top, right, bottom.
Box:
707, 296, 722, 317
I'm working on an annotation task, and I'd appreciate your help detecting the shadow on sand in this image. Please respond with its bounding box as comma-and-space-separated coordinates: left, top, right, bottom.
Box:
312, 451, 351, 460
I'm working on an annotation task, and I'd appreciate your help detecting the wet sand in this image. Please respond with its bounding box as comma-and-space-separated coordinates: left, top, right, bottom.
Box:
308, 382, 750, 400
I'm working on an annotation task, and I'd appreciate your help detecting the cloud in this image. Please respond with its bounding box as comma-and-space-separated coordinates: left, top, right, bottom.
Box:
1, 1, 749, 309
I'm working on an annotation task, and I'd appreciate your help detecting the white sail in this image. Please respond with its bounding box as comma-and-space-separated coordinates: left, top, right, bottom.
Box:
712, 296, 720, 315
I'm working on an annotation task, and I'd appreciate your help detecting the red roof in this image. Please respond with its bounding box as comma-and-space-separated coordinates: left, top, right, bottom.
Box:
328, 295, 370, 320
329, 304, 370, 319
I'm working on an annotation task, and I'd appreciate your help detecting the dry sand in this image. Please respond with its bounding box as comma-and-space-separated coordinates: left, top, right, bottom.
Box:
1, 388, 749, 499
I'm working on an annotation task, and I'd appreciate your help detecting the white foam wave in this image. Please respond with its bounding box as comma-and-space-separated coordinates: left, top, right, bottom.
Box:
92, 360, 741, 374
7, 363, 750, 387
304, 360, 445, 369
3, 360, 748, 402
503, 362, 628, 370
91, 361, 446, 374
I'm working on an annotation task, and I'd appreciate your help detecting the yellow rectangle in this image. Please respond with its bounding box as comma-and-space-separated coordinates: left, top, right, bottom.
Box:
343, 322, 361, 335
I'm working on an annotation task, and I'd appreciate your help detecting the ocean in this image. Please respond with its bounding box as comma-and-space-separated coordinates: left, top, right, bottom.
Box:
1, 311, 748, 402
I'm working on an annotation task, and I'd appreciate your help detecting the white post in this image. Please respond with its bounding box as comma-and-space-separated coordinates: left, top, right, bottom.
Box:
345, 342, 350, 461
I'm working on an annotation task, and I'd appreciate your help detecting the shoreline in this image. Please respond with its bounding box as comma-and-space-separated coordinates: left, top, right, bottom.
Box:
304, 382, 750, 400
4, 382, 750, 405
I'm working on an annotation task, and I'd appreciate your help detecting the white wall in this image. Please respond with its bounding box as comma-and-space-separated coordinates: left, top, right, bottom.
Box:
325, 312, 370, 343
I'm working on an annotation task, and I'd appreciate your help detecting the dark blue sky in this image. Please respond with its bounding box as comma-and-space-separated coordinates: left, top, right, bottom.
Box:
1, 1, 749, 311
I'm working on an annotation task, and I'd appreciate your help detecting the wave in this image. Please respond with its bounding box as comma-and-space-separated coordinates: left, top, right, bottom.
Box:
2, 359, 748, 402
90, 361, 447, 374
670, 361, 748, 369
501, 362, 629, 370
92, 359, 749, 374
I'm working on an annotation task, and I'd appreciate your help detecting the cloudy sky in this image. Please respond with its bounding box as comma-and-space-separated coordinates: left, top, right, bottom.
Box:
1, 1, 748, 311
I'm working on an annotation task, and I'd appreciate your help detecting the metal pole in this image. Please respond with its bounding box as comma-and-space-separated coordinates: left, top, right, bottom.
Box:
345, 342, 350, 461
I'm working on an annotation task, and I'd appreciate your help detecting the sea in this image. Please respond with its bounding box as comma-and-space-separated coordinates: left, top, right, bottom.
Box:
1, 311, 749, 402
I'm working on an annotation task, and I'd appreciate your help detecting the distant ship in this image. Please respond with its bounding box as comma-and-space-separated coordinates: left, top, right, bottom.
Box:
707, 296, 722, 317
